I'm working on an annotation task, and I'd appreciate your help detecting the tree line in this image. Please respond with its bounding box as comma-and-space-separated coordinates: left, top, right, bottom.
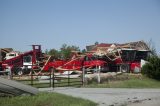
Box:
45, 44, 86, 60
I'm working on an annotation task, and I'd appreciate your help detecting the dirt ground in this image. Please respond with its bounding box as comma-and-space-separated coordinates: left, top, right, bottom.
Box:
39, 87, 160, 106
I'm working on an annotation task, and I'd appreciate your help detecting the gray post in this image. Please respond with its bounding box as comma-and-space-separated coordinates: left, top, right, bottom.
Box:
8, 67, 12, 80
97, 66, 101, 83
96, 65, 99, 83
82, 67, 85, 86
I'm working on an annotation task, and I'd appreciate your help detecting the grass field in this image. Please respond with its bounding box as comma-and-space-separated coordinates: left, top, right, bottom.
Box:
85, 73, 160, 88
0, 92, 97, 106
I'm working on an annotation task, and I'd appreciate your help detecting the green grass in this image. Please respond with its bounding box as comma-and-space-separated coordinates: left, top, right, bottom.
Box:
85, 74, 160, 88
0, 92, 97, 106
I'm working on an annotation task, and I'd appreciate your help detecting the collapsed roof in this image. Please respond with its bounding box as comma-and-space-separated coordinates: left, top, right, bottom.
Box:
86, 41, 150, 52
86, 41, 150, 62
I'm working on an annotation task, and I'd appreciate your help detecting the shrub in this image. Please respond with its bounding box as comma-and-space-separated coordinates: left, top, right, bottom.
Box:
141, 56, 160, 80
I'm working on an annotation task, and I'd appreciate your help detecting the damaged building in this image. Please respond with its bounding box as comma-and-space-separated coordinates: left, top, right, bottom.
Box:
0, 48, 13, 62
86, 41, 150, 72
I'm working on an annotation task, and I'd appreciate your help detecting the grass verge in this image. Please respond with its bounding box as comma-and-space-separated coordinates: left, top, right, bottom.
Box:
0, 92, 97, 106
85, 73, 160, 88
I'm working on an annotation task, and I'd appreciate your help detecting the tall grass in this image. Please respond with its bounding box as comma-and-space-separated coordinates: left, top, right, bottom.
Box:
0, 92, 97, 106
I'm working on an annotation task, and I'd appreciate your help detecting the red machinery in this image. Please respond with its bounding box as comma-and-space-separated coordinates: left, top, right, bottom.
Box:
42, 53, 107, 73
0, 45, 42, 75
95, 49, 149, 73
88, 41, 150, 73
0, 45, 107, 75
1, 44, 145, 75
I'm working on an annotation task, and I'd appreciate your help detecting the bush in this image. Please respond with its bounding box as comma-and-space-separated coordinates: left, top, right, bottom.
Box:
141, 56, 160, 80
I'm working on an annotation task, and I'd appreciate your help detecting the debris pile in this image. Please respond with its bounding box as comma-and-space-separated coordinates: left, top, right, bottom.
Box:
86, 41, 150, 72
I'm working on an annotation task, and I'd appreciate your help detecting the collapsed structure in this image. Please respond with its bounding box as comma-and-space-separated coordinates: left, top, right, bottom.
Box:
0, 41, 150, 75
86, 41, 150, 72
0, 45, 106, 75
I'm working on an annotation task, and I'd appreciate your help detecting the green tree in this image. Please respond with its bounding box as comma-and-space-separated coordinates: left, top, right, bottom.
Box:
45, 49, 49, 54
141, 56, 160, 80
95, 41, 99, 45
48, 48, 60, 59
60, 44, 80, 59
146, 39, 157, 56
82, 49, 86, 54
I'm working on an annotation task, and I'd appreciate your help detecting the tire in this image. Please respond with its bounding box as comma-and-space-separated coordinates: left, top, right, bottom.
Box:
23, 68, 31, 75
120, 64, 129, 73
13, 67, 24, 75
17, 68, 23, 75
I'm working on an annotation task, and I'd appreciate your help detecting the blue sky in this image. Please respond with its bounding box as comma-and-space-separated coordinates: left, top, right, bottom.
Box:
0, 0, 160, 53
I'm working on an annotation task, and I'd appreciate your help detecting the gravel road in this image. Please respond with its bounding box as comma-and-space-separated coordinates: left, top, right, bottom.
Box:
39, 87, 160, 106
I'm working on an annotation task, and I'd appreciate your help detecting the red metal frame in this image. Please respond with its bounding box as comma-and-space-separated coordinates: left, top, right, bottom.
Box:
42, 54, 106, 72
1, 45, 42, 71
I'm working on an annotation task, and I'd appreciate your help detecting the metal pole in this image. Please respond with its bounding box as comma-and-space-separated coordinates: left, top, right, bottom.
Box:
49, 68, 51, 87
68, 71, 70, 86
52, 68, 55, 88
